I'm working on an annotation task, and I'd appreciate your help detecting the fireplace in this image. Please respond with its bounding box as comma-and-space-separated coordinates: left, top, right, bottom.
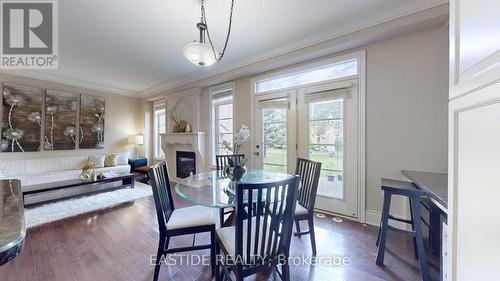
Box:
176, 151, 196, 178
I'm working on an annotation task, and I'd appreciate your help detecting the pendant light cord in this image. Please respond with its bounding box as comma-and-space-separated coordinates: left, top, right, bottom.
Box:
201, 0, 235, 62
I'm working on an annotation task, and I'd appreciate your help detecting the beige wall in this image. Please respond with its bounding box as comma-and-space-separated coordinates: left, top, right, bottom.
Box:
0, 73, 145, 161
364, 26, 448, 219
198, 25, 448, 219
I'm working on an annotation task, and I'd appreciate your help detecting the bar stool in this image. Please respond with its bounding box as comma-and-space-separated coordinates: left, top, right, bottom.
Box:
376, 179, 431, 281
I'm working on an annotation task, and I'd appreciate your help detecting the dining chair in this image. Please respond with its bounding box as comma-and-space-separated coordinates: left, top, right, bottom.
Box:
216, 154, 245, 227
215, 176, 300, 281
293, 158, 322, 256
149, 162, 216, 281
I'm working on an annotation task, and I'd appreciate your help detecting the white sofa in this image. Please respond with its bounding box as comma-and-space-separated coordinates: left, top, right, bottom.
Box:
0, 154, 132, 205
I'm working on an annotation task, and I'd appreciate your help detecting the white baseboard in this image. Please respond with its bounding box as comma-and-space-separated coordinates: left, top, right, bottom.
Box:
365, 209, 410, 230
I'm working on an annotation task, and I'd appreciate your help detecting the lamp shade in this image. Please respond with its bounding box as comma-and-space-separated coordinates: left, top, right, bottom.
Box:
128, 134, 144, 145
182, 42, 218, 66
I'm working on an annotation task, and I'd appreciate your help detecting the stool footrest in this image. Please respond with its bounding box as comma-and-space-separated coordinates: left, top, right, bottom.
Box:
388, 215, 413, 225
386, 224, 416, 236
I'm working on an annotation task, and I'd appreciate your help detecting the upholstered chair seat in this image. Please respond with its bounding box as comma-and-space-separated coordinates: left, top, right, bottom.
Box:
294, 202, 309, 216
216, 216, 274, 263
167, 205, 215, 230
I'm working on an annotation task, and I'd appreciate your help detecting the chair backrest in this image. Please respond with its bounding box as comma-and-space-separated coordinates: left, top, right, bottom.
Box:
295, 158, 322, 211
234, 176, 299, 265
149, 162, 175, 235
215, 154, 245, 170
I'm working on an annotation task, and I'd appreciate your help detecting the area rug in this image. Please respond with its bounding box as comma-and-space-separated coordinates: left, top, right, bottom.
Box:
25, 182, 152, 228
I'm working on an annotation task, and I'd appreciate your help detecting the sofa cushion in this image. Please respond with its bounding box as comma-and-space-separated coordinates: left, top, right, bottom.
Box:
95, 165, 130, 175
116, 152, 129, 165
88, 155, 105, 168
104, 153, 117, 167
0, 156, 88, 176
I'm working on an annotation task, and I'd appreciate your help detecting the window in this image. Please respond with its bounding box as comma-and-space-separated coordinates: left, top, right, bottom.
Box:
153, 101, 166, 159
255, 59, 358, 93
210, 85, 234, 165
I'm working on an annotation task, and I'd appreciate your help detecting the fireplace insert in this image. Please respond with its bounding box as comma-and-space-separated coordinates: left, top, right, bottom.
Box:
176, 151, 196, 178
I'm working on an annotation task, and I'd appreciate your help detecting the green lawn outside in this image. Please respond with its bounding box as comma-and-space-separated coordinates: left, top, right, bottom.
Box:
263, 148, 343, 172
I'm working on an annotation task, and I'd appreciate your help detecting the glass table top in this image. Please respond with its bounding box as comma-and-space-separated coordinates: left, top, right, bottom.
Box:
175, 169, 296, 208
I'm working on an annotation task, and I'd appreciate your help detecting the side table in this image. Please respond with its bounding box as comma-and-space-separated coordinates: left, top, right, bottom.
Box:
128, 158, 149, 183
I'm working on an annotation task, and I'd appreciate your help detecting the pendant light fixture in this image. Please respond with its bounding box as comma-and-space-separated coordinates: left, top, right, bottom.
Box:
183, 0, 235, 66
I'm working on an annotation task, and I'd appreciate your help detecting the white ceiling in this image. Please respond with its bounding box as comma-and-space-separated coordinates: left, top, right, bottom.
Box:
5, 0, 446, 97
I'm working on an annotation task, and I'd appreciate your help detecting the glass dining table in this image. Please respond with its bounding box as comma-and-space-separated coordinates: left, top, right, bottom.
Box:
175, 169, 297, 209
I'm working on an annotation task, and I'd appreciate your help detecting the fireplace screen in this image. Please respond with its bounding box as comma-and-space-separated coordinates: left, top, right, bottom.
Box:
176, 151, 196, 178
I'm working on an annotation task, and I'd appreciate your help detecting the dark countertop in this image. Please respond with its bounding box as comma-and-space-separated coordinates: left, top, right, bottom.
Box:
0, 179, 25, 266
401, 170, 448, 210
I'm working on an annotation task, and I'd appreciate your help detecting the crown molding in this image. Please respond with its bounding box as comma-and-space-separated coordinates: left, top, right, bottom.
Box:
0, 2, 449, 99
0, 70, 139, 97
141, 2, 449, 99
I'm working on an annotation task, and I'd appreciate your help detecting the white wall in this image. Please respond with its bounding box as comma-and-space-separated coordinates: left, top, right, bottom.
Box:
0, 73, 145, 161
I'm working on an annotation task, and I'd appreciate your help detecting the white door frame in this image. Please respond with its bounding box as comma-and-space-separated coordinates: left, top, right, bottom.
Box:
249, 50, 366, 222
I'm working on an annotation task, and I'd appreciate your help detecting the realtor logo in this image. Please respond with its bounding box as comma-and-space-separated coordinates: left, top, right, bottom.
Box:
0, 1, 58, 69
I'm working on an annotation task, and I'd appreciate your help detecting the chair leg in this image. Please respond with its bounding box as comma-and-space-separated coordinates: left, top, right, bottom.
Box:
376, 223, 381, 246
408, 197, 419, 259
376, 192, 391, 266
308, 216, 317, 256
210, 227, 216, 277
153, 235, 169, 281
215, 241, 222, 281
153, 248, 162, 281
411, 197, 431, 281
219, 208, 225, 227
281, 263, 290, 281
294, 219, 301, 237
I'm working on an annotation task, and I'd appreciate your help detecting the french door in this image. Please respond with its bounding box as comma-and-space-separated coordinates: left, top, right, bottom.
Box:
254, 90, 297, 174
254, 79, 360, 218
297, 80, 359, 218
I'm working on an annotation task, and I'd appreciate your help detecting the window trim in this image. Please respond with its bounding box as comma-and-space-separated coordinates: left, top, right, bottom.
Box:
153, 101, 166, 160
209, 82, 235, 168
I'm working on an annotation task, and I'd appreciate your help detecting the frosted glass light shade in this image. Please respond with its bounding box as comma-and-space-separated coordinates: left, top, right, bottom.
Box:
128, 134, 144, 145
183, 42, 218, 66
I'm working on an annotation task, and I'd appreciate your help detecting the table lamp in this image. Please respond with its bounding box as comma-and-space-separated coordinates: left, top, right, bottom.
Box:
128, 134, 144, 159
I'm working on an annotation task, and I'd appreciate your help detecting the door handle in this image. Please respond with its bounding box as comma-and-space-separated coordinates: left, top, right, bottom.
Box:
254, 152, 260, 156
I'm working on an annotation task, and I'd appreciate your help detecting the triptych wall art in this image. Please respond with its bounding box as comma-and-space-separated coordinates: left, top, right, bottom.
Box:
0, 83, 105, 152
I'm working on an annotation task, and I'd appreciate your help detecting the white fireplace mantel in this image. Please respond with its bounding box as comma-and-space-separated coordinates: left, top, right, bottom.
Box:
160, 132, 207, 181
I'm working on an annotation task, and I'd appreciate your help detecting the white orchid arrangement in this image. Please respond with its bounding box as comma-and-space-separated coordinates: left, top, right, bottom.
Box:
223, 125, 250, 167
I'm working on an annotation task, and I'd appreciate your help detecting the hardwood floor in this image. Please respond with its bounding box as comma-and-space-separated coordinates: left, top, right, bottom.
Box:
0, 188, 439, 281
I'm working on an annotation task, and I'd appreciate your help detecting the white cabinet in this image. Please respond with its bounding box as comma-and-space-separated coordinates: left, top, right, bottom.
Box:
449, 0, 500, 100
448, 1, 500, 280
442, 221, 448, 281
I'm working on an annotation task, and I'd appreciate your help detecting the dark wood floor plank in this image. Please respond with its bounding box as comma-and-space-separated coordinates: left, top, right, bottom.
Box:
0, 186, 439, 281
0, 259, 19, 281
13, 232, 37, 281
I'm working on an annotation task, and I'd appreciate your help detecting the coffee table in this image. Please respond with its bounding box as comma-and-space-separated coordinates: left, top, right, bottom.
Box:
22, 173, 134, 206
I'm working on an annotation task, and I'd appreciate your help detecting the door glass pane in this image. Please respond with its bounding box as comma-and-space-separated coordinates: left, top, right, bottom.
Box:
263, 108, 287, 173
309, 99, 344, 199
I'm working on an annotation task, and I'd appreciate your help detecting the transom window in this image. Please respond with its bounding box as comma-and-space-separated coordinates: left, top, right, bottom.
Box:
255, 59, 357, 93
